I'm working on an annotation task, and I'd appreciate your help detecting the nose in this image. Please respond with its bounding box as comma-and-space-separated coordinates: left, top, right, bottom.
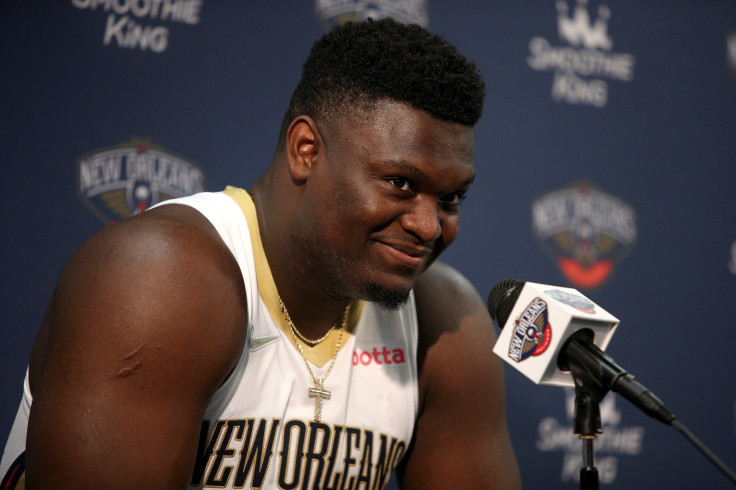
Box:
400, 195, 442, 244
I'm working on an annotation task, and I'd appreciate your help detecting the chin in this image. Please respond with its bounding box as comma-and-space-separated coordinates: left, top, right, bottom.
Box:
361, 282, 412, 311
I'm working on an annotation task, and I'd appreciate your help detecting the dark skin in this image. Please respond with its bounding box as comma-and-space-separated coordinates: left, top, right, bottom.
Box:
24, 100, 522, 489
26, 206, 248, 488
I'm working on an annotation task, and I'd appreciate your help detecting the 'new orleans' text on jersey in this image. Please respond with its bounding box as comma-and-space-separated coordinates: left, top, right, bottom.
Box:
192, 417, 407, 489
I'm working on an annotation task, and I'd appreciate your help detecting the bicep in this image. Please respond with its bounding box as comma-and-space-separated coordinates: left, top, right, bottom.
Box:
26, 211, 247, 489
399, 263, 521, 489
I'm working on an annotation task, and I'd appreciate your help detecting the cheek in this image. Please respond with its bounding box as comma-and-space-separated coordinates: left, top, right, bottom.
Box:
330, 183, 385, 225
319, 191, 374, 250
439, 215, 460, 248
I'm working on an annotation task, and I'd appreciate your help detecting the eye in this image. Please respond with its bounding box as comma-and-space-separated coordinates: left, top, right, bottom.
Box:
388, 177, 414, 193
439, 191, 467, 211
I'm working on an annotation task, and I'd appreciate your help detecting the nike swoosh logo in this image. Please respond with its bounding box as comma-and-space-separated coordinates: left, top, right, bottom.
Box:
249, 336, 279, 350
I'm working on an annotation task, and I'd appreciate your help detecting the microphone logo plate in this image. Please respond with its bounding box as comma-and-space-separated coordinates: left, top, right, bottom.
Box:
545, 289, 596, 314
508, 297, 552, 362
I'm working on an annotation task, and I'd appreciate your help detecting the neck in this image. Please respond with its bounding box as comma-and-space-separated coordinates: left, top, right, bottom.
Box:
251, 172, 352, 340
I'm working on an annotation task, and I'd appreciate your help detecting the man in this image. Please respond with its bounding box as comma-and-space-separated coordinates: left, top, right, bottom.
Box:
1, 19, 522, 489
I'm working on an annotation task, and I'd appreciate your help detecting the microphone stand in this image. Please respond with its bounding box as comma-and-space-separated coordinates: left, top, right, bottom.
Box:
562, 329, 736, 488
569, 362, 607, 490
563, 331, 611, 490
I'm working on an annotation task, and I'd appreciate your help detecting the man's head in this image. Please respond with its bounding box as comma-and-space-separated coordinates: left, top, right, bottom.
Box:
266, 19, 484, 311
276, 18, 485, 152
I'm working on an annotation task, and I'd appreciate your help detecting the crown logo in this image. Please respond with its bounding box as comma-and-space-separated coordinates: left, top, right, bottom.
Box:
556, 0, 612, 50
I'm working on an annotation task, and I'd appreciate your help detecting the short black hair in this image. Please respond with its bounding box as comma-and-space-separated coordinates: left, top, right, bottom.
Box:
276, 18, 485, 150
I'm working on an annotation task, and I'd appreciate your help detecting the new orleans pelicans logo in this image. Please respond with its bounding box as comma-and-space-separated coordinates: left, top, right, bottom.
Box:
314, 0, 428, 29
532, 182, 636, 289
77, 139, 205, 224
508, 297, 552, 363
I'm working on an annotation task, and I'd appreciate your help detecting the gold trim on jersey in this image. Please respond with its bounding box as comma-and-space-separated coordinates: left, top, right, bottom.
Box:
223, 186, 364, 367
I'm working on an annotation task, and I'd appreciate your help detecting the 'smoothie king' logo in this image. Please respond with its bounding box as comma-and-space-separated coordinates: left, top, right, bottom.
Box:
526, 0, 636, 107
77, 139, 206, 224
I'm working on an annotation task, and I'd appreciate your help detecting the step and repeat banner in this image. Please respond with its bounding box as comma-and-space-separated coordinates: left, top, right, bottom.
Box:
2, 1, 735, 488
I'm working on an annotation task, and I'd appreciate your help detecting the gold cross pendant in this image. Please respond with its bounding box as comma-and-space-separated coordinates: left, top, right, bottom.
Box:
308, 379, 331, 422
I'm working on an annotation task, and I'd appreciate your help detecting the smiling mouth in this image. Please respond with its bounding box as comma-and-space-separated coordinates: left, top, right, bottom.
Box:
376, 241, 431, 269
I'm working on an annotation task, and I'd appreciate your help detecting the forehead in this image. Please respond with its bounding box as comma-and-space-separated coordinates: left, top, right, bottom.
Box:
323, 100, 476, 171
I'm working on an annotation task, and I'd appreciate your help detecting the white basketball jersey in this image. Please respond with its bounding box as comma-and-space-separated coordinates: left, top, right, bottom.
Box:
164, 187, 420, 489
0, 187, 419, 490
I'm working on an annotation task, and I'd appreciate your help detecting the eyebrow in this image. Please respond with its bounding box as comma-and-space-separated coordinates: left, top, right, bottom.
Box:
381, 159, 476, 189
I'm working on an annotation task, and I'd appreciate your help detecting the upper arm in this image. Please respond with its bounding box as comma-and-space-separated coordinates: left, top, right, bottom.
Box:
25, 204, 248, 489
399, 261, 522, 489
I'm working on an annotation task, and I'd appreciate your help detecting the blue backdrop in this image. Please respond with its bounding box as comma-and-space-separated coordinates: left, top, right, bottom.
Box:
2, 1, 735, 488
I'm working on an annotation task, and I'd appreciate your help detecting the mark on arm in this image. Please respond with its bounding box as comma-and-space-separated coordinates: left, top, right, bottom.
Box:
115, 344, 145, 378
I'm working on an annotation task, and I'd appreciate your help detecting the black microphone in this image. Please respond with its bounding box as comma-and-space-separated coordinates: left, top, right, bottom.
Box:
487, 278, 675, 425
489, 279, 736, 485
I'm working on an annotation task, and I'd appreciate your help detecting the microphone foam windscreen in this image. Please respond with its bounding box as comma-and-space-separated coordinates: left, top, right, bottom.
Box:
487, 278, 525, 328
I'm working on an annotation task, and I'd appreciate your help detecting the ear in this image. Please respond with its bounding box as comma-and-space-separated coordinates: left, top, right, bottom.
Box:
285, 116, 323, 182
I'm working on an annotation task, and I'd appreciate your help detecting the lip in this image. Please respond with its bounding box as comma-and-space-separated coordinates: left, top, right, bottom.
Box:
375, 240, 430, 269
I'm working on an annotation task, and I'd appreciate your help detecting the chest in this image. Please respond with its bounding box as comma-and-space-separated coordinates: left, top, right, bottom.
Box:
191, 303, 418, 489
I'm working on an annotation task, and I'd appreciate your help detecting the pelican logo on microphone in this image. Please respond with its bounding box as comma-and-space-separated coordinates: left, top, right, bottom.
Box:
508, 297, 552, 362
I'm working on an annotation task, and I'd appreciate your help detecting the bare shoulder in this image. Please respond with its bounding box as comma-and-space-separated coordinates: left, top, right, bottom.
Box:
401, 261, 522, 489
413, 260, 484, 335
31, 202, 248, 386
26, 202, 248, 488
412, 260, 495, 401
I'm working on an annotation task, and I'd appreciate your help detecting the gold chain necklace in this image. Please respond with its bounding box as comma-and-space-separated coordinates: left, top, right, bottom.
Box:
291, 322, 336, 347
279, 297, 349, 422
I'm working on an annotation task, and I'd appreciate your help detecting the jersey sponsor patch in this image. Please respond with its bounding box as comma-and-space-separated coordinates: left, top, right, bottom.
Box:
352, 344, 407, 368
